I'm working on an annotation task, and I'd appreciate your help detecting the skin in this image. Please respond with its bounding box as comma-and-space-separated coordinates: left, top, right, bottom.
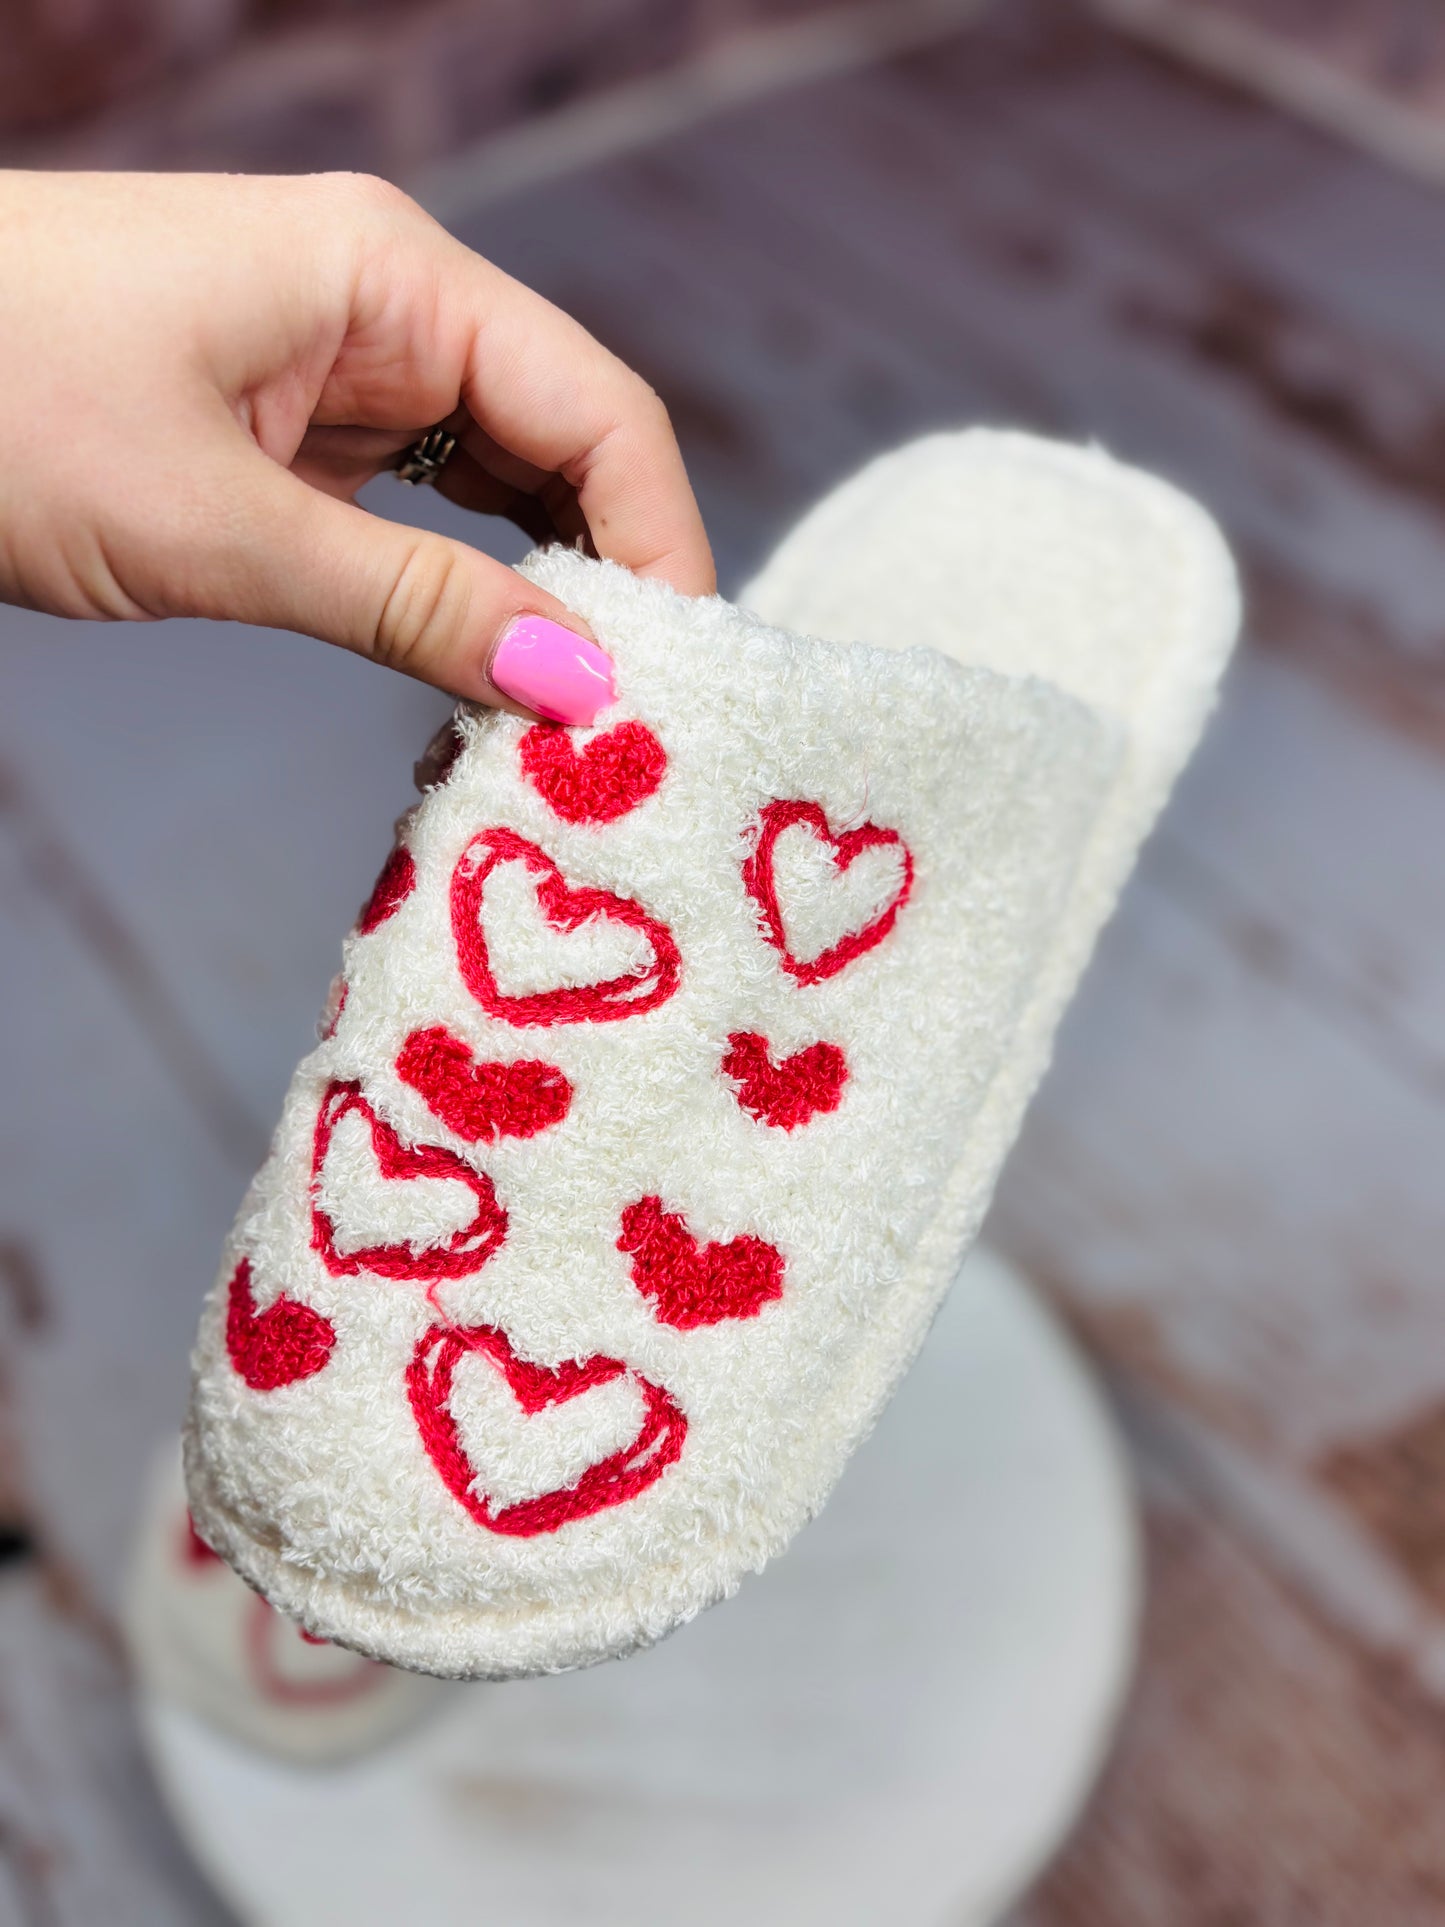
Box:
0, 170, 716, 710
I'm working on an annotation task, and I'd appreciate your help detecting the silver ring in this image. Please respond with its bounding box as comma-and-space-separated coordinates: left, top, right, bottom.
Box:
395, 426, 458, 486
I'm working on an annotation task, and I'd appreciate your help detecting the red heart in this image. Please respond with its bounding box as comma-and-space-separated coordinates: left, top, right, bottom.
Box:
397, 1027, 572, 1142
225, 1257, 335, 1392
742, 799, 913, 985
617, 1196, 785, 1328
310, 1080, 507, 1282
519, 720, 667, 824
245, 1596, 384, 1707
451, 827, 681, 1026
357, 845, 416, 935
407, 1322, 687, 1537
721, 1031, 848, 1130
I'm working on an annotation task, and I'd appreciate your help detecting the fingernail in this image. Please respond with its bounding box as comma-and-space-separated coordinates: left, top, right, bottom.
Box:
491, 616, 615, 726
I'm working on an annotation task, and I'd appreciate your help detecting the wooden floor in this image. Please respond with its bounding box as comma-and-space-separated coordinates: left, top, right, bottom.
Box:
7, 0, 1445, 1916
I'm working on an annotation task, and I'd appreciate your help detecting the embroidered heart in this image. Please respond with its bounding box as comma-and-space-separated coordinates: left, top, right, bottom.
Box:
408, 1322, 687, 1537
245, 1596, 385, 1707
310, 1080, 507, 1282
721, 1031, 849, 1130
451, 826, 681, 1026
225, 1258, 335, 1392
742, 799, 913, 984
519, 720, 667, 824
357, 845, 416, 935
397, 1027, 573, 1142
617, 1196, 785, 1328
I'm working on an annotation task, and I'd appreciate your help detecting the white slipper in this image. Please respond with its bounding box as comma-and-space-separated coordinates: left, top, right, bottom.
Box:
184, 429, 1237, 1679
124, 1444, 446, 1763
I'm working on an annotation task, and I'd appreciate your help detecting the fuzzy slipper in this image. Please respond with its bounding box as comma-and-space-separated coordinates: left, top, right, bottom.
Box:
125, 1445, 445, 1763
184, 429, 1237, 1679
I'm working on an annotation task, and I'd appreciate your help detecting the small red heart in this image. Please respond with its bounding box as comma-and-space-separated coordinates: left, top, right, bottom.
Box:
397, 1027, 573, 1142
742, 799, 913, 985
617, 1196, 785, 1328
357, 845, 416, 935
451, 826, 681, 1026
408, 1322, 687, 1537
519, 720, 667, 824
225, 1257, 335, 1392
310, 1080, 507, 1282
721, 1031, 848, 1130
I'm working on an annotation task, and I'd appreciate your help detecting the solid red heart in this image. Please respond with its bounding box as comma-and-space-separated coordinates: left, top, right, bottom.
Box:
451, 826, 681, 1026
519, 720, 667, 824
397, 1026, 573, 1142
721, 1031, 849, 1130
742, 799, 914, 985
617, 1196, 785, 1328
225, 1257, 336, 1392
407, 1322, 687, 1537
310, 1080, 507, 1282
356, 845, 416, 935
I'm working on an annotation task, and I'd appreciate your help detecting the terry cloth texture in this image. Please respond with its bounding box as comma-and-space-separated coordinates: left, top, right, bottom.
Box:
184, 430, 1238, 1680
124, 1446, 444, 1764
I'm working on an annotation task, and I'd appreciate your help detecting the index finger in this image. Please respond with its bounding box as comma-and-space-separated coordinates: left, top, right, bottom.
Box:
428, 236, 716, 597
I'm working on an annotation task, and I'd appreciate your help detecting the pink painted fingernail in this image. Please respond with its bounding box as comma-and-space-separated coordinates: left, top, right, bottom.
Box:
491, 616, 615, 725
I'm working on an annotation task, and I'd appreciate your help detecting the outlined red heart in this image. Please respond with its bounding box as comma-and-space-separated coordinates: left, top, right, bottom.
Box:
408, 1322, 687, 1537
519, 720, 667, 824
742, 799, 914, 985
451, 826, 682, 1026
397, 1026, 573, 1142
245, 1596, 386, 1707
225, 1257, 335, 1392
617, 1196, 785, 1328
721, 1031, 849, 1130
310, 1080, 507, 1282
356, 845, 416, 935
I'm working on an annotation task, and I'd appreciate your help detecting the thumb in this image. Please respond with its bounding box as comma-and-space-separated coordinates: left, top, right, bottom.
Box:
201, 454, 616, 724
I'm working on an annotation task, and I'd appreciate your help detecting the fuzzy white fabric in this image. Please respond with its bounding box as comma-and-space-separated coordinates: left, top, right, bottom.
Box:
184, 430, 1238, 1679
125, 1447, 444, 1763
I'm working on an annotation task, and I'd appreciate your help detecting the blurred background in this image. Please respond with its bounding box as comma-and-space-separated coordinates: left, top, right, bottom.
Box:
7, 0, 1445, 1919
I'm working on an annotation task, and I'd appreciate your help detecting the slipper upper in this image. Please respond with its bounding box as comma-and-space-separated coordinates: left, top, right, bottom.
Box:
185, 544, 1123, 1679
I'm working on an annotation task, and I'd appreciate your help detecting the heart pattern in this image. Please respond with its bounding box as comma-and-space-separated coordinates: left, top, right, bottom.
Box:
226, 1258, 335, 1391
451, 826, 681, 1026
310, 1080, 507, 1282
238, 708, 917, 1545
407, 1322, 687, 1536
357, 845, 416, 935
721, 1031, 849, 1130
742, 799, 913, 985
397, 1026, 573, 1142
519, 720, 667, 824
617, 1196, 785, 1328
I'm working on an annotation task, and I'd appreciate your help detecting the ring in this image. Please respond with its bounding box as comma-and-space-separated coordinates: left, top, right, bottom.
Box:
395, 426, 458, 486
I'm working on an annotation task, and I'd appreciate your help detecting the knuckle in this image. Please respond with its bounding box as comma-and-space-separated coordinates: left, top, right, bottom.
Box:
631, 381, 676, 446
373, 538, 470, 675
319, 170, 416, 218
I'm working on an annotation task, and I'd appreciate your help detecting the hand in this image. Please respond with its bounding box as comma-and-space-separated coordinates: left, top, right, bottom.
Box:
0, 170, 715, 723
